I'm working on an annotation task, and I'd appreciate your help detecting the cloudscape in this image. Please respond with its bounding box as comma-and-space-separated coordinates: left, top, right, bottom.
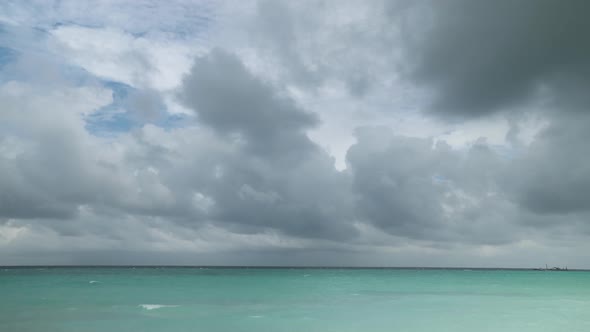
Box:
1, 0, 590, 267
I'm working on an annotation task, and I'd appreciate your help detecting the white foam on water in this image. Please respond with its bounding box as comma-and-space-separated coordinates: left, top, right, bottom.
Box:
89, 280, 100, 284
303, 274, 311, 277
139, 304, 180, 310
249, 315, 264, 318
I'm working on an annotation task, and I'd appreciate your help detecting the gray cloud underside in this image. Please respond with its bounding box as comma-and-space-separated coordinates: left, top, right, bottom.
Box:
404, 0, 590, 117
398, 0, 590, 217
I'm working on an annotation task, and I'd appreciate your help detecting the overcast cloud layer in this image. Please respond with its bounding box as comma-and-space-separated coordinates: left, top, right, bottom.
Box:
1, 0, 590, 267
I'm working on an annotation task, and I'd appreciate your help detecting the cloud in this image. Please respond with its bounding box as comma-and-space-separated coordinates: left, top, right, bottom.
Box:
3, 0, 590, 267
403, 0, 590, 117
179, 49, 357, 240
126, 88, 166, 122
0, 81, 114, 219
0, 0, 215, 37
181, 49, 319, 158
1, 47, 357, 248
242, 0, 403, 97
0, 80, 192, 224
51, 25, 199, 90
347, 127, 449, 239
508, 113, 590, 215
347, 127, 521, 245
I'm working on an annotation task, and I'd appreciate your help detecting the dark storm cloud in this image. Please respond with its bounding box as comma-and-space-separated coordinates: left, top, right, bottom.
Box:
346, 127, 517, 245
508, 113, 590, 215
0, 175, 74, 220
405, 0, 590, 117
178, 49, 357, 240
181, 49, 319, 159
203, 153, 356, 240
347, 127, 449, 239
392, 0, 590, 225
0, 126, 104, 220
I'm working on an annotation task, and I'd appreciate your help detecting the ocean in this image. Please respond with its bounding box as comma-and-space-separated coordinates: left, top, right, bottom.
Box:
1, 267, 589, 332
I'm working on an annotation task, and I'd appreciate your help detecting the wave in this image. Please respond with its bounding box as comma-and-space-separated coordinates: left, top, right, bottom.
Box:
139, 304, 180, 310
89, 280, 100, 284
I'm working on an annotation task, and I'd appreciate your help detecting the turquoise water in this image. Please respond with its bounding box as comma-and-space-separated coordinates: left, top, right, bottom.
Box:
1, 268, 590, 332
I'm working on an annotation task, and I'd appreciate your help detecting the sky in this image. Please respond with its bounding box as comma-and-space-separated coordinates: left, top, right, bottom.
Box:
1, 0, 590, 267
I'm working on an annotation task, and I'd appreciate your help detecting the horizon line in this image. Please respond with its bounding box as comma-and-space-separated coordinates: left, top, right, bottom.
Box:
0, 265, 585, 271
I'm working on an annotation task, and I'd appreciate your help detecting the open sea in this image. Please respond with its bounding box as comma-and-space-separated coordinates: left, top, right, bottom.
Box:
1, 267, 589, 332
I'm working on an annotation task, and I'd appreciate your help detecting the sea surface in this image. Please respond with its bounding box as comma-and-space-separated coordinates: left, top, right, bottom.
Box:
1, 267, 590, 332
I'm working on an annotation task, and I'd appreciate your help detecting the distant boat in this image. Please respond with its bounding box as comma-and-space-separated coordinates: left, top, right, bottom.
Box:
534, 264, 569, 271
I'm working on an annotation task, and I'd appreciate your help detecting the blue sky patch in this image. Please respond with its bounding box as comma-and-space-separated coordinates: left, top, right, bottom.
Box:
85, 81, 135, 135
0, 46, 18, 69
85, 80, 191, 136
